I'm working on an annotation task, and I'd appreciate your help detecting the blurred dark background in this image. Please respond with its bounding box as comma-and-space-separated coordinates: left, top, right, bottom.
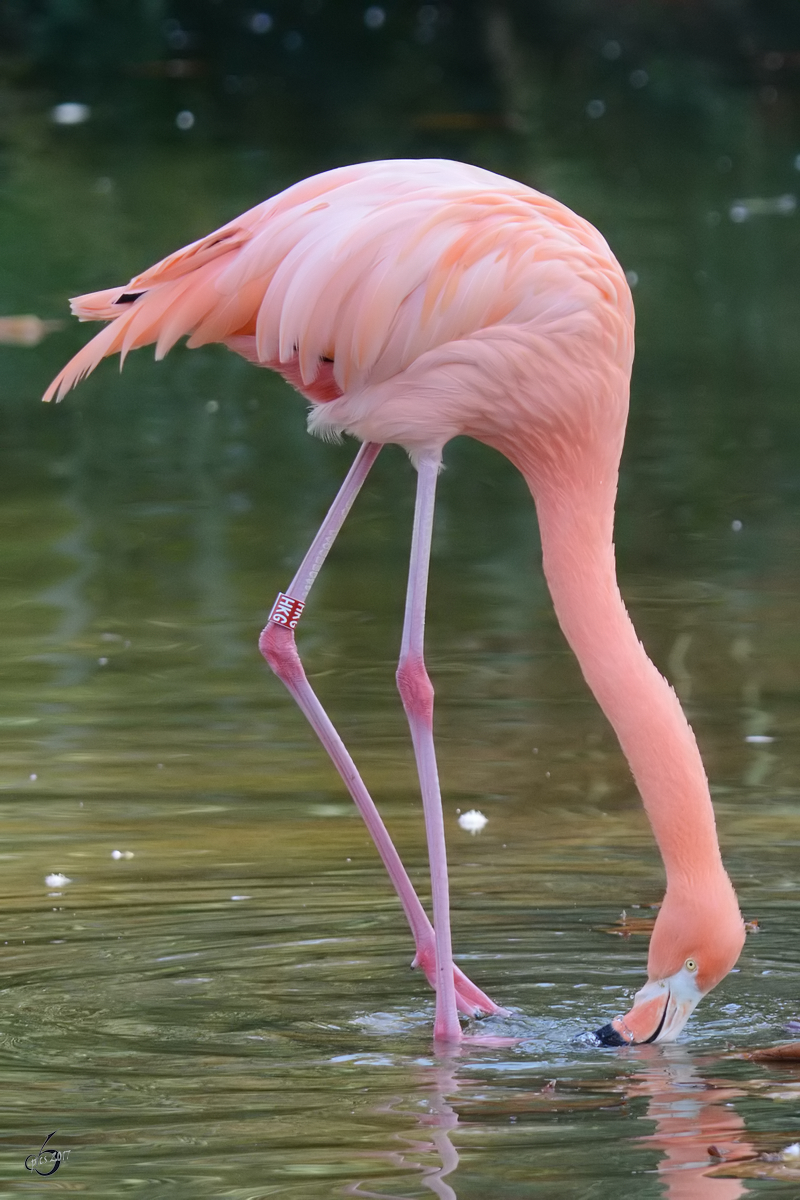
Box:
3, 1, 800, 162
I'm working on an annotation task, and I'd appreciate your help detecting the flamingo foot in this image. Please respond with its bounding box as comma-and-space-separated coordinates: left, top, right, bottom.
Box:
412, 943, 509, 1019
454, 964, 510, 1018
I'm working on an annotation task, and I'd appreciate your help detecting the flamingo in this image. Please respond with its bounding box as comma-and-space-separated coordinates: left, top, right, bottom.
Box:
44, 159, 746, 1044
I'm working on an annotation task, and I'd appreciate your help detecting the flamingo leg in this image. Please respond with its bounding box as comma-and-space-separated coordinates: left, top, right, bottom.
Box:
396, 450, 460, 1043
259, 442, 503, 1020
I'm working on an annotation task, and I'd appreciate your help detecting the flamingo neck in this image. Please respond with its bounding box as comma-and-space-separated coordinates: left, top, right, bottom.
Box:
519, 459, 723, 890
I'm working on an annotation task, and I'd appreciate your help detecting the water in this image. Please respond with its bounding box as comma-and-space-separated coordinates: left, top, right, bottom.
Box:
2, 49, 800, 1199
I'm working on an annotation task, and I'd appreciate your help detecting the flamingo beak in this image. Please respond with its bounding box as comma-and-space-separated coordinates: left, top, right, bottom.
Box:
593, 970, 704, 1045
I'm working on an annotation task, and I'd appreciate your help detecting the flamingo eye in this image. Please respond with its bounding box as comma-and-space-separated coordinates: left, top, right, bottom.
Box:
685, 958, 698, 973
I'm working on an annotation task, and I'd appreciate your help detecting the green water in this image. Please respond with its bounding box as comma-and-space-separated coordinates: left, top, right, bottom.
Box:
2, 66, 800, 1199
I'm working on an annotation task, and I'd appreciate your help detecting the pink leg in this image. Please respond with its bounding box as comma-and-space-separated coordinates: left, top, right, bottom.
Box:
260, 442, 503, 1019
396, 451, 460, 1043
283, 441, 382, 603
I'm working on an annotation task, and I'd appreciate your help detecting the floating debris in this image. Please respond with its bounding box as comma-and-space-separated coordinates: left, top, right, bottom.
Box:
111, 850, 134, 860
600, 909, 655, 937
745, 734, 774, 745
0, 316, 63, 347
458, 809, 488, 834
707, 1145, 754, 1162
44, 873, 71, 888
708, 1161, 800, 1181
745, 1041, 800, 1063
708, 1139, 800, 1181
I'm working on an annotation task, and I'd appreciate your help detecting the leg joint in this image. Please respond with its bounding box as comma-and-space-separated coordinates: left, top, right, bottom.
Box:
259, 622, 305, 687
396, 654, 434, 724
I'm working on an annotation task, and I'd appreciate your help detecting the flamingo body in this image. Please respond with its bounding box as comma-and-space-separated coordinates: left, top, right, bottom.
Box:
45, 159, 630, 448
45, 159, 745, 1042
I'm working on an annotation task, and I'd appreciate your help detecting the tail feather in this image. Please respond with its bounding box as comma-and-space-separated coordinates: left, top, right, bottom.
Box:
43, 243, 263, 402
184, 276, 265, 349
42, 206, 262, 402
157, 268, 231, 354
119, 276, 200, 366
129, 224, 253, 288
153, 283, 209, 361
70, 286, 140, 321
43, 316, 136, 402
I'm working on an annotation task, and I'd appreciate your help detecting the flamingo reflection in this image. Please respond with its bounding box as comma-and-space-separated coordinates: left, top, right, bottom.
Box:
630, 1044, 752, 1200
345, 1052, 461, 1200
345, 1043, 755, 1199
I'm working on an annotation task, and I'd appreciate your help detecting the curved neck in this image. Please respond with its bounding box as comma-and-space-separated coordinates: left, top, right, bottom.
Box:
525, 467, 723, 888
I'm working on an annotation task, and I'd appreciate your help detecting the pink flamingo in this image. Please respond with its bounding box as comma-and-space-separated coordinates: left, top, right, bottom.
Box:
44, 159, 745, 1044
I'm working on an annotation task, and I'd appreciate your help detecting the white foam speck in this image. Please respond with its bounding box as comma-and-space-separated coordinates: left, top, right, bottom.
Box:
458, 809, 488, 834
45, 873, 71, 888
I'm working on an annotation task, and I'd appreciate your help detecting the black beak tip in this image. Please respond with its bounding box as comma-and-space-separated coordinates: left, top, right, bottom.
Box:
593, 1022, 629, 1046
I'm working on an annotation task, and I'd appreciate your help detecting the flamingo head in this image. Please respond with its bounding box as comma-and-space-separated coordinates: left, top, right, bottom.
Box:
594, 872, 746, 1045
